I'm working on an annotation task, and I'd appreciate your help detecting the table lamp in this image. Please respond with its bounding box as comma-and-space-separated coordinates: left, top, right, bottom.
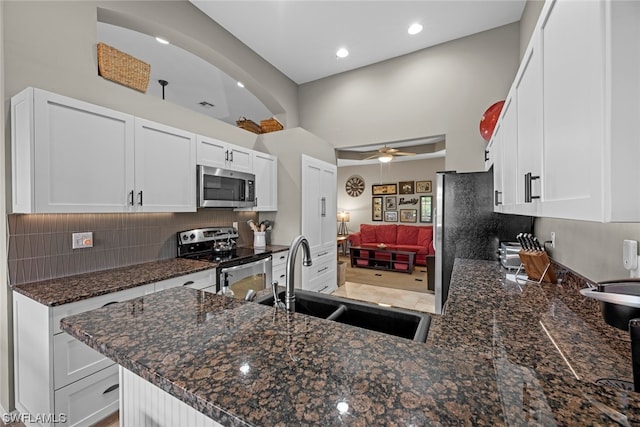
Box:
337, 211, 350, 235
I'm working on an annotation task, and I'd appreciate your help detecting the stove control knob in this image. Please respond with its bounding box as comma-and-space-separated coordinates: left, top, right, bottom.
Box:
190, 233, 196, 240
182, 234, 189, 241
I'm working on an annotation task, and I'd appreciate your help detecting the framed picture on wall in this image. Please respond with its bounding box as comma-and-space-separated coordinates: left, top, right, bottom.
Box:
372, 196, 383, 221
372, 184, 397, 195
385, 196, 397, 210
384, 211, 398, 222
420, 196, 433, 223
399, 209, 417, 223
416, 180, 432, 193
398, 181, 414, 194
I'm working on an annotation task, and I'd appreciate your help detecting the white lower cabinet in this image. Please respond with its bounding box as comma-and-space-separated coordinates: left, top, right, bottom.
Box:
13, 269, 214, 427
272, 251, 288, 287
54, 365, 119, 427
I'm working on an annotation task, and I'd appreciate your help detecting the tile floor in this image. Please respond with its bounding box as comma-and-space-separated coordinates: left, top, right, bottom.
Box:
332, 281, 435, 314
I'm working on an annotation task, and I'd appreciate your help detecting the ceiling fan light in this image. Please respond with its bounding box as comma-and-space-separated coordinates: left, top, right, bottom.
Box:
379, 155, 393, 163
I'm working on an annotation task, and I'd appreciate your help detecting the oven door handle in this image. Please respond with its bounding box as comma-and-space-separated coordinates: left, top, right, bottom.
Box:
220, 256, 271, 274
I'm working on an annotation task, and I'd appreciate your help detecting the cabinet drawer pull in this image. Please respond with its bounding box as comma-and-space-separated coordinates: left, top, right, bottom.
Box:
318, 266, 329, 273
103, 384, 119, 394
182, 280, 195, 286
318, 285, 328, 293
279, 274, 286, 279
318, 251, 328, 257
279, 255, 286, 260
102, 301, 118, 308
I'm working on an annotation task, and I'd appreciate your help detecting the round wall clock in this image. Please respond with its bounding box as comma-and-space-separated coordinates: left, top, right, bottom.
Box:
345, 175, 365, 197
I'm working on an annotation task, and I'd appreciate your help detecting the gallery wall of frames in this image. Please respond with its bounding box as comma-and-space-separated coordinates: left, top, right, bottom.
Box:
370, 180, 432, 223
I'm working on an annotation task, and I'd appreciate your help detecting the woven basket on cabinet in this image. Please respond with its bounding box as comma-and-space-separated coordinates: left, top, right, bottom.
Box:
97, 42, 151, 93
236, 117, 262, 134
260, 117, 284, 133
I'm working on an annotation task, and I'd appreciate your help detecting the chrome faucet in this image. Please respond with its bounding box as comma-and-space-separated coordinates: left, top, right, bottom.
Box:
273, 235, 312, 312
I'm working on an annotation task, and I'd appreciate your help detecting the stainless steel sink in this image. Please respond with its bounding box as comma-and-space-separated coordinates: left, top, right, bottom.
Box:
255, 289, 431, 342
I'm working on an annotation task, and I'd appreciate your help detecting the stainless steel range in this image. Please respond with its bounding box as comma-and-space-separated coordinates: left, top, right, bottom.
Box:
177, 227, 272, 299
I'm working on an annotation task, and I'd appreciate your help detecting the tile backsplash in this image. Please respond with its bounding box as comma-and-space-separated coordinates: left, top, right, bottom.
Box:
8, 210, 259, 286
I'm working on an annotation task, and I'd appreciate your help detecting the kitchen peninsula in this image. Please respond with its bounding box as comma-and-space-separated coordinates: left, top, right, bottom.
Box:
60, 259, 640, 425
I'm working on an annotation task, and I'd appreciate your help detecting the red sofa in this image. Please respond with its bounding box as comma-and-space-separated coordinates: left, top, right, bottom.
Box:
347, 224, 434, 266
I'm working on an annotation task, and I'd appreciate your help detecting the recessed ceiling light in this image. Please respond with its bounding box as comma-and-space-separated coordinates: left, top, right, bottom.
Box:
237, 81, 245, 88
155, 36, 170, 45
408, 23, 423, 35
336, 48, 349, 59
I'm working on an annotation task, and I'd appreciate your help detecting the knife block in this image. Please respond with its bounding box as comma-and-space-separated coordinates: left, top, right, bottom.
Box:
518, 251, 557, 283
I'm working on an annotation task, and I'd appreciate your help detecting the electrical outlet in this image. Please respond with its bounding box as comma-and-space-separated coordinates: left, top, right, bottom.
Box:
550, 232, 556, 249
72, 232, 93, 249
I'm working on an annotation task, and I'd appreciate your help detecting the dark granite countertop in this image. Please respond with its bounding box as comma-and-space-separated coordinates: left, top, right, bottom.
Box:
13, 245, 290, 307
61, 258, 640, 426
12, 258, 215, 306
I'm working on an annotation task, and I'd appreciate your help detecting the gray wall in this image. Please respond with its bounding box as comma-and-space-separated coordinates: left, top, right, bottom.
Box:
298, 23, 521, 174
519, 0, 545, 59
337, 158, 445, 232
3, 1, 297, 143
256, 127, 337, 246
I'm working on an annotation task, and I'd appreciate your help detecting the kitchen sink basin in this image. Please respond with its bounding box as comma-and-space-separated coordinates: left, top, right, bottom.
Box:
255, 289, 431, 342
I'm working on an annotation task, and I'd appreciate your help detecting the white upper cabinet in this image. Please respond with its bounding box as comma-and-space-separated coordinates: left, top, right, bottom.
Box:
134, 119, 196, 212
196, 136, 252, 173
514, 31, 543, 217
492, 0, 640, 222
251, 151, 278, 211
491, 121, 504, 212
11, 88, 197, 213
12, 88, 135, 213
498, 95, 518, 214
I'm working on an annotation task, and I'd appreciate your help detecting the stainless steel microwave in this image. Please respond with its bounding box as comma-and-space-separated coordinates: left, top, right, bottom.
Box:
197, 165, 256, 208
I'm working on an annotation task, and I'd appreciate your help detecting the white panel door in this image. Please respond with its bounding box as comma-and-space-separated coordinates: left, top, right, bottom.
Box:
515, 32, 543, 216
33, 89, 135, 213
227, 144, 253, 173
540, 0, 604, 221
499, 95, 517, 213
134, 118, 196, 212
252, 151, 278, 211
196, 136, 228, 169
301, 157, 323, 254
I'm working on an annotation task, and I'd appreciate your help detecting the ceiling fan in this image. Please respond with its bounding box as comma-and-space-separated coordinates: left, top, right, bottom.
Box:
363, 145, 416, 163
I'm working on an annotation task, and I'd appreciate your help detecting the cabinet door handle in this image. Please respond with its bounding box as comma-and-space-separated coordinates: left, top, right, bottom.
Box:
182, 280, 194, 286
230, 151, 234, 162
138, 191, 143, 206
102, 301, 118, 308
318, 266, 329, 273
524, 173, 540, 203
321, 197, 326, 217
494, 190, 502, 206
484, 150, 489, 162
129, 190, 134, 206
103, 384, 119, 394
318, 285, 328, 293
225, 150, 229, 162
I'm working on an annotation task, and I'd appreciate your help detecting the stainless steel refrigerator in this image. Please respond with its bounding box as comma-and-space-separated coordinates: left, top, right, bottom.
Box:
433, 171, 533, 314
